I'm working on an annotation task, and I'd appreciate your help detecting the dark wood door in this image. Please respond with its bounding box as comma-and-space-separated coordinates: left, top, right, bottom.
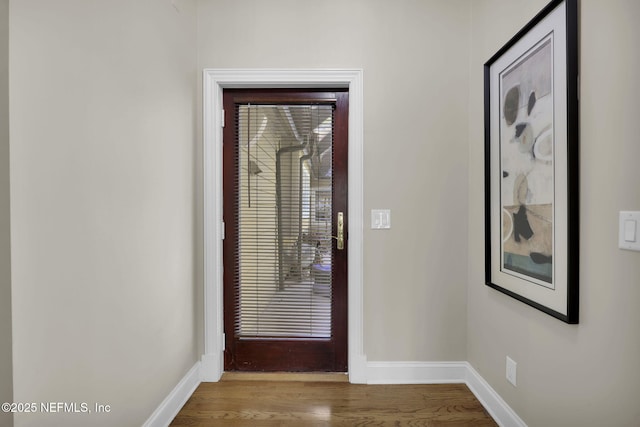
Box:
223, 89, 348, 372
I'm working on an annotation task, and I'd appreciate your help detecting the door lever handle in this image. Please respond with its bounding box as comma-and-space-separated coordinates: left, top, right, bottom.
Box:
331, 212, 344, 250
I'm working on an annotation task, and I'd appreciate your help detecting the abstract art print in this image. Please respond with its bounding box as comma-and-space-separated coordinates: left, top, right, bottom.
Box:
484, 0, 579, 323
501, 38, 554, 287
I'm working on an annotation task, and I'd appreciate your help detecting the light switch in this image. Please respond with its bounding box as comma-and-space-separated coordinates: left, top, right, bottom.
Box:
619, 211, 640, 251
624, 220, 637, 242
371, 209, 391, 229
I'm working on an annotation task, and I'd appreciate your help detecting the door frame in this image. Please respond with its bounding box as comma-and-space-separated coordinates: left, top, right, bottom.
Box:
201, 69, 365, 383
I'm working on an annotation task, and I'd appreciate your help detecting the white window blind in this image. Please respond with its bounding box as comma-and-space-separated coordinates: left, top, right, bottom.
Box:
234, 103, 334, 338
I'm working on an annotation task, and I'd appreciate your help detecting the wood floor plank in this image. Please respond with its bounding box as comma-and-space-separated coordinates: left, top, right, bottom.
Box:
170, 380, 498, 426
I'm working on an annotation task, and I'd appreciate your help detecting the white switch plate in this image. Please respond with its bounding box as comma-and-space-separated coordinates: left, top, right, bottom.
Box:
371, 209, 391, 229
506, 356, 517, 387
619, 211, 640, 251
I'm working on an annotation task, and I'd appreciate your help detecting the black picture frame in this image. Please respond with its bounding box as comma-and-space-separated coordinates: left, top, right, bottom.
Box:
484, 0, 579, 323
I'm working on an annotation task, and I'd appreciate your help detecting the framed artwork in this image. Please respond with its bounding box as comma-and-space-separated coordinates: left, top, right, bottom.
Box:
484, 0, 579, 323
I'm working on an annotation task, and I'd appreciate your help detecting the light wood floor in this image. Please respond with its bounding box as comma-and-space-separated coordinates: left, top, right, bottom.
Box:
170, 373, 498, 426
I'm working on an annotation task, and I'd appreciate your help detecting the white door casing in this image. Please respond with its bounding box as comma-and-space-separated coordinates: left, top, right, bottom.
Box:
201, 69, 366, 382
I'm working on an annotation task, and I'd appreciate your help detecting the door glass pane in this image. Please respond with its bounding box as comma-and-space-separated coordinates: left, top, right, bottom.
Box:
235, 104, 333, 338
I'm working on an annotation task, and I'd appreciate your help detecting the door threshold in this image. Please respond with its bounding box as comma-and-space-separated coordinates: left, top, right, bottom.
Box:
221, 372, 349, 383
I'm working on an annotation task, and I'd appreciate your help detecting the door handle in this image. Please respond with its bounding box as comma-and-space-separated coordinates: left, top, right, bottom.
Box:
332, 212, 344, 250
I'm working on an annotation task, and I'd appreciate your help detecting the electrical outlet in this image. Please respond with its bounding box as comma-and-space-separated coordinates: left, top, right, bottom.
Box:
506, 356, 517, 387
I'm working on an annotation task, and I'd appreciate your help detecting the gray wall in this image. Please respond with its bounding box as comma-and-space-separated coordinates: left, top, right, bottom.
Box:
0, 0, 13, 426
196, 0, 471, 363
9, 1, 198, 425
467, 0, 640, 425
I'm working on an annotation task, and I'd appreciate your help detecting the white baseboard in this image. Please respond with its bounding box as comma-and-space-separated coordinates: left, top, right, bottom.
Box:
465, 363, 527, 427
364, 360, 526, 427
144, 359, 524, 427
142, 362, 201, 427
365, 361, 469, 384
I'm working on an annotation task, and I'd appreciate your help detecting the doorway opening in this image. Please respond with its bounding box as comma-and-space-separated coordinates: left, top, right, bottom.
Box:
201, 69, 364, 383
222, 89, 348, 372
